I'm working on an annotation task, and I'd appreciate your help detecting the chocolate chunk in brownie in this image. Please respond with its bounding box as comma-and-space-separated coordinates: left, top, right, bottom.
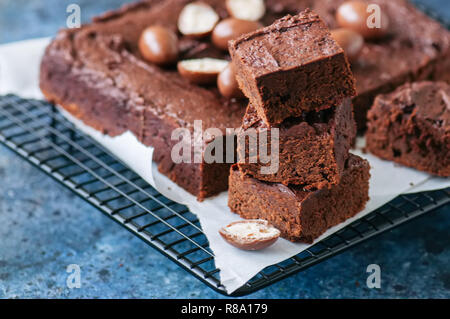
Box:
229, 9, 356, 126
237, 98, 356, 189
228, 154, 370, 243
366, 81, 450, 176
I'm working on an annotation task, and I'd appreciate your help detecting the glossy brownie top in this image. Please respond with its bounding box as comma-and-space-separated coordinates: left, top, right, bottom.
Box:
230, 10, 343, 77
373, 81, 450, 128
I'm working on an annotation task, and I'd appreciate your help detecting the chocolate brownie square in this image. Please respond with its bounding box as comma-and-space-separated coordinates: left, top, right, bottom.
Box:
228, 154, 370, 243
229, 9, 356, 126
237, 98, 356, 189
366, 81, 450, 176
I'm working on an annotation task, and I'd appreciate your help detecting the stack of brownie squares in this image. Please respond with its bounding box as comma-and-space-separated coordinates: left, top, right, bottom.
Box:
227, 10, 370, 243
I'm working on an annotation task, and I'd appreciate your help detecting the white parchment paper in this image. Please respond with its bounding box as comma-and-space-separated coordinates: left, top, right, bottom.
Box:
1, 38, 449, 294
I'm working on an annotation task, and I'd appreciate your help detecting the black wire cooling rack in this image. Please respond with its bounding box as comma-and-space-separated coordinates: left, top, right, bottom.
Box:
0, 94, 449, 296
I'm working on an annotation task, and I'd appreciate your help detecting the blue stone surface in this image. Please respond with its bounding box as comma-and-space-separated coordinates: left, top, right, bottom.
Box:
0, 0, 449, 299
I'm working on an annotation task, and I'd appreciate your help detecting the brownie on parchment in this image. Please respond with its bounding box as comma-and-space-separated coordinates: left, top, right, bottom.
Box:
39, 0, 246, 201
237, 98, 356, 189
228, 154, 370, 243
229, 10, 356, 126
366, 81, 450, 177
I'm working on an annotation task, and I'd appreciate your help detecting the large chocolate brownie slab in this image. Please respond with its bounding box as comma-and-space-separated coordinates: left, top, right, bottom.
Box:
40, 0, 245, 201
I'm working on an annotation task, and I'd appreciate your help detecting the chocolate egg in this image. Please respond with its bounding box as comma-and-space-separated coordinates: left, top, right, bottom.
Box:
178, 2, 219, 37
139, 25, 179, 65
178, 58, 229, 85
330, 28, 364, 62
217, 62, 244, 98
336, 1, 389, 39
212, 18, 263, 51
226, 0, 266, 22
219, 219, 280, 251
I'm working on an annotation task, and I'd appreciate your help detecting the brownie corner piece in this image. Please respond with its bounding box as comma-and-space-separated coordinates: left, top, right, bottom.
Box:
366, 81, 450, 177
228, 154, 370, 243
229, 9, 356, 125
237, 98, 356, 189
